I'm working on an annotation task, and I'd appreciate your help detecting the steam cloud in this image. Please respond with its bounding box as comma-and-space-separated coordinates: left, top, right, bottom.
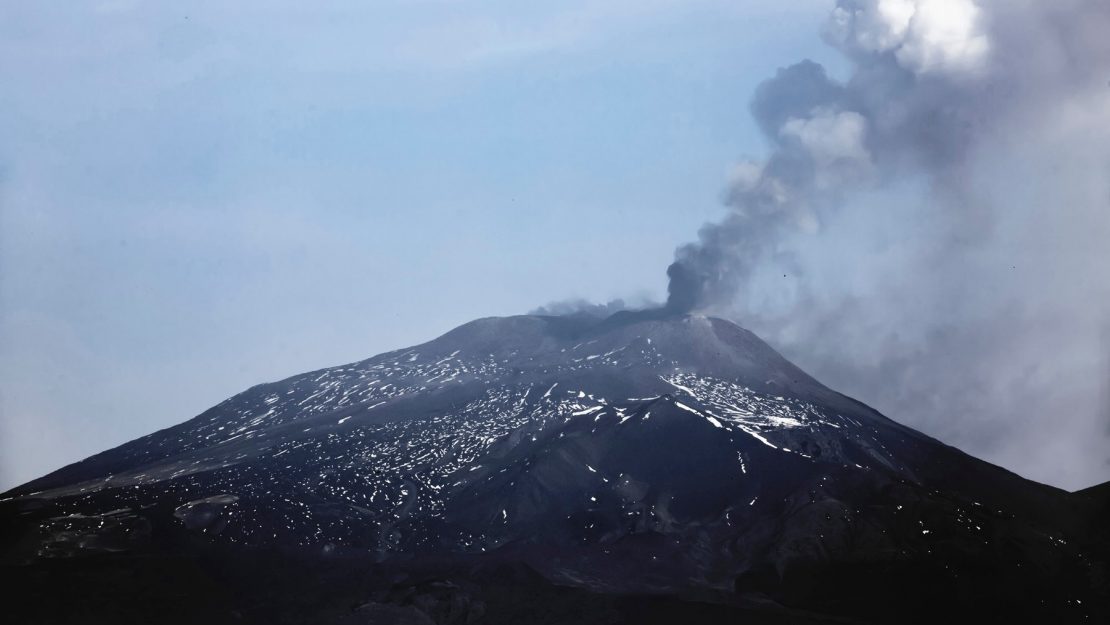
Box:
664, 0, 1110, 489
669, 0, 1109, 313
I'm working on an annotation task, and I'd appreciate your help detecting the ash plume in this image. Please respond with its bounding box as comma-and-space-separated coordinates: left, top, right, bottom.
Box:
663, 0, 1110, 488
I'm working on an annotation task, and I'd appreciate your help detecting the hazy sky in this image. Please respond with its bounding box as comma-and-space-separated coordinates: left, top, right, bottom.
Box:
0, 0, 837, 490
2, 1, 1106, 492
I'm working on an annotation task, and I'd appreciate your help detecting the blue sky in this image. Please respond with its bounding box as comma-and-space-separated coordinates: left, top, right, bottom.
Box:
0, 1, 839, 488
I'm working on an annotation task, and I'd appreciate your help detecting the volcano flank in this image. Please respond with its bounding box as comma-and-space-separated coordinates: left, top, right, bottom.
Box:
2, 313, 1107, 623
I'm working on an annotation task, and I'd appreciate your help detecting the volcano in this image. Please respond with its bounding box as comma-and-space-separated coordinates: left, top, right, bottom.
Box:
2, 313, 1108, 623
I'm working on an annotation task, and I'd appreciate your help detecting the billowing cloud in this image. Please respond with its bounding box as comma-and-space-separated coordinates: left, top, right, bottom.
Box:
662, 0, 1110, 489
827, 0, 990, 75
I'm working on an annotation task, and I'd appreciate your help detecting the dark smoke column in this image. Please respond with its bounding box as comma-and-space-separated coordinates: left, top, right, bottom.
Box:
665, 260, 704, 313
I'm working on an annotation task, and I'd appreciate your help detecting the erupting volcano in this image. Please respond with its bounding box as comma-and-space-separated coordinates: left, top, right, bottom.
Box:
3, 312, 1107, 623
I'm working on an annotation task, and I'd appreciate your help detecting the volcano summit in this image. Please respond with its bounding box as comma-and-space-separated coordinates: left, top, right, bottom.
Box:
2, 313, 1107, 623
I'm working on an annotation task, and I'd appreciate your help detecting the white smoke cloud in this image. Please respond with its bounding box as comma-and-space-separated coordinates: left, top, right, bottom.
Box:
828, 0, 990, 75
779, 108, 873, 189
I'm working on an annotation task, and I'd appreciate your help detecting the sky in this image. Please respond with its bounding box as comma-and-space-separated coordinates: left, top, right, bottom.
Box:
1, 1, 1107, 491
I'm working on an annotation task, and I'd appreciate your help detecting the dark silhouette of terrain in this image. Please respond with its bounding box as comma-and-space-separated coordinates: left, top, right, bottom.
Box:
3, 313, 1107, 623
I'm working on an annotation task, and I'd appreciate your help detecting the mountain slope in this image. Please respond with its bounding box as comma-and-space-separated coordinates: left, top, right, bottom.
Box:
2, 313, 1107, 623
